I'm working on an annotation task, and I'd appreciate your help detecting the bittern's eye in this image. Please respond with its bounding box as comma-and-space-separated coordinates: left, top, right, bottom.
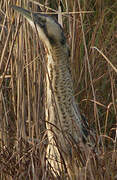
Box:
48, 36, 55, 45
60, 38, 66, 45
36, 15, 46, 28
60, 32, 66, 45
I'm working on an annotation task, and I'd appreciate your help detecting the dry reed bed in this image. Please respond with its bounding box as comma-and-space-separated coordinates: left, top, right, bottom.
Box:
0, 0, 117, 179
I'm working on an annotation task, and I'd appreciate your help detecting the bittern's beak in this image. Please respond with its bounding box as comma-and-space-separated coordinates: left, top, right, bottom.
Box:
11, 5, 52, 47
11, 5, 66, 49
11, 5, 33, 20
11, 5, 46, 28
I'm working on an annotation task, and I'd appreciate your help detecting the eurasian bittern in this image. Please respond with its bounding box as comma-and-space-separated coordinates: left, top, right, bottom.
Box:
11, 5, 94, 177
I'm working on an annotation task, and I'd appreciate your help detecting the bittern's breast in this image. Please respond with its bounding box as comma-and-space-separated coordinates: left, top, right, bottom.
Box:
45, 45, 81, 142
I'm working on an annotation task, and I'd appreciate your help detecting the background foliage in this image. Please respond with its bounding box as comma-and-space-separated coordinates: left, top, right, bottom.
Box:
0, 0, 117, 179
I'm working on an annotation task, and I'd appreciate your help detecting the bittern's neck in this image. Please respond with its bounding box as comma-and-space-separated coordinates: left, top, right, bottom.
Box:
49, 43, 69, 66
46, 42, 73, 102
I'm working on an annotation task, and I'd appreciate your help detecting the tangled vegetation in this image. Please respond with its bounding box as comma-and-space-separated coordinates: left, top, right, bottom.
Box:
0, 0, 117, 179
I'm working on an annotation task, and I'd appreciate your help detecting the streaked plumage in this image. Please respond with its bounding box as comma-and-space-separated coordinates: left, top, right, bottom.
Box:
11, 5, 95, 177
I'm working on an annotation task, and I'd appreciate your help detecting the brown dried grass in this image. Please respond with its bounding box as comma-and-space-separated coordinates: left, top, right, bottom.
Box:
0, 0, 117, 179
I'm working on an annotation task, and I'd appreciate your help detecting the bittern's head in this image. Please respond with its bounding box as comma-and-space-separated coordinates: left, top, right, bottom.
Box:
11, 6, 67, 50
